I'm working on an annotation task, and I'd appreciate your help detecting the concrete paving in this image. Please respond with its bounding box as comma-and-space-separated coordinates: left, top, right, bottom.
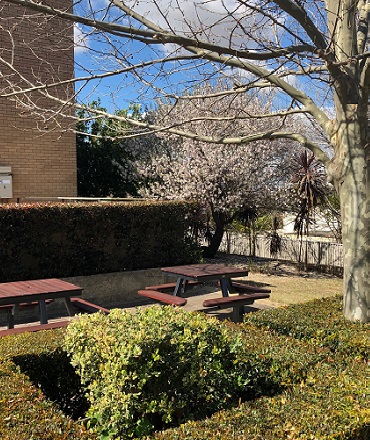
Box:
0, 285, 277, 332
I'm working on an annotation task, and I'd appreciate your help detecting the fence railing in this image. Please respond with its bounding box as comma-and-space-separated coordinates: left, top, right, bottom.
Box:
219, 232, 343, 268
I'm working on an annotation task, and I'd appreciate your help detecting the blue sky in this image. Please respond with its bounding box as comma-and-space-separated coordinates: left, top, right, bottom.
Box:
72, 1, 331, 116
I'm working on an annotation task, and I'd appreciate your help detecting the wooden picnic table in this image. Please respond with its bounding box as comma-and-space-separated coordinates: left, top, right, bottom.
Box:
0, 278, 83, 328
139, 263, 271, 322
160, 263, 249, 297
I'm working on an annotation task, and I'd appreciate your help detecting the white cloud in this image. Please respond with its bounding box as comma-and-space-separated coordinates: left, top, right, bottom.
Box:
121, 1, 267, 49
74, 24, 89, 54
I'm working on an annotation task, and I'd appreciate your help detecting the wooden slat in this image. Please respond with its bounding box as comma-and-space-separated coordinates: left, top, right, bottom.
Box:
219, 233, 344, 268
203, 292, 270, 308
0, 279, 83, 306
230, 281, 271, 294
161, 264, 248, 281
0, 299, 54, 310
71, 298, 110, 315
145, 280, 201, 293
138, 290, 187, 306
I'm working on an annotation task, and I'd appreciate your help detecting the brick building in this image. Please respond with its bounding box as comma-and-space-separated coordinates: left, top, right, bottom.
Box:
0, 0, 76, 202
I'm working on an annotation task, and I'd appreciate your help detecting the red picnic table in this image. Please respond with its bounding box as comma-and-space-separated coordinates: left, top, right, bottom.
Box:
0, 278, 83, 329
160, 263, 249, 297
138, 263, 271, 322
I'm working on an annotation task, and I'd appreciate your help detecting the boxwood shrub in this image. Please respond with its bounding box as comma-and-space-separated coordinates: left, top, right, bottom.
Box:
64, 306, 282, 439
152, 355, 369, 440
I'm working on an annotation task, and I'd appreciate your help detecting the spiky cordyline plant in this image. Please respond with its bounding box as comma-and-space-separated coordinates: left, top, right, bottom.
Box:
291, 150, 328, 269
292, 150, 327, 235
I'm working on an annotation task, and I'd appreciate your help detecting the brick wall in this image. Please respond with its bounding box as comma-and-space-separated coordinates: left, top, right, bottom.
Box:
0, 0, 76, 201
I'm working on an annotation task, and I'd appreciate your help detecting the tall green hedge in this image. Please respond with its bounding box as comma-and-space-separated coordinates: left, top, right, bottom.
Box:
0, 201, 200, 282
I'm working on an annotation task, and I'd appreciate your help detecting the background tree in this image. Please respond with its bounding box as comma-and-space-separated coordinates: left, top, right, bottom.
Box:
140, 81, 302, 257
1, 1, 368, 321
77, 102, 154, 197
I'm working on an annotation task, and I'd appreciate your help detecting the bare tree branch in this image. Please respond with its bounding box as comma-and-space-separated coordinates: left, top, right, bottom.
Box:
270, 0, 327, 49
4, 0, 316, 60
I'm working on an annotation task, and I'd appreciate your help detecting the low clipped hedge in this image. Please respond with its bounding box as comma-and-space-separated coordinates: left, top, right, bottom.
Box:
243, 295, 368, 360
0, 329, 95, 440
152, 297, 369, 440
0, 297, 368, 439
153, 355, 369, 440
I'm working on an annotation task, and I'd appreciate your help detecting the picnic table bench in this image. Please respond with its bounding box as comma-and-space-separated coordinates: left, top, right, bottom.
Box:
71, 297, 110, 315
203, 291, 271, 322
138, 289, 187, 306
0, 299, 55, 329
229, 281, 272, 295
144, 280, 201, 293
0, 297, 111, 337
0, 320, 71, 337
138, 279, 202, 306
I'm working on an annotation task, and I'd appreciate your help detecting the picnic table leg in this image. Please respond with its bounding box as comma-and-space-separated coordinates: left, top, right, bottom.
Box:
232, 305, 245, 323
7, 305, 18, 329
38, 300, 48, 325
63, 297, 76, 316
220, 278, 231, 297
173, 278, 185, 296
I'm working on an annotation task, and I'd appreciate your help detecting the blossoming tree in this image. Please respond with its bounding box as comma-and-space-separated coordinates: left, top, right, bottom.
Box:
140, 81, 305, 256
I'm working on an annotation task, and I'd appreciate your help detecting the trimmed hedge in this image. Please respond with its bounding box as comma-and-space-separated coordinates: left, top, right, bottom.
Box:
0, 201, 200, 282
0, 329, 95, 440
0, 297, 368, 439
152, 356, 369, 440
152, 297, 369, 440
243, 295, 368, 360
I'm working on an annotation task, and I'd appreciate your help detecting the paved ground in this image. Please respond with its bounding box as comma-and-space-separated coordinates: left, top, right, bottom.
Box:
0, 254, 342, 332
0, 284, 277, 332
2, 254, 302, 331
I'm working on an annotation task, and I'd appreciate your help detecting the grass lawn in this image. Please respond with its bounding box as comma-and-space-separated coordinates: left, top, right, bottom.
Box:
246, 271, 342, 305
207, 253, 343, 306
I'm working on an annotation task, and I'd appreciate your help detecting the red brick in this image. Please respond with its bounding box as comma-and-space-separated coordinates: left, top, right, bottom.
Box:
0, 1, 76, 202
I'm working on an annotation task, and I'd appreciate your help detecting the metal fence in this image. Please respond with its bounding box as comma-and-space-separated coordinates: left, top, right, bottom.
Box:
219, 232, 343, 269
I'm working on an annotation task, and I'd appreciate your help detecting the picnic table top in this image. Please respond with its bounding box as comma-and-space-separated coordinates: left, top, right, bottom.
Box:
0, 278, 83, 305
161, 263, 248, 281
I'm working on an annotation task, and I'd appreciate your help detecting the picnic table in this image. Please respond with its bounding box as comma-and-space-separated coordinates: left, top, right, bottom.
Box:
0, 278, 83, 329
138, 263, 271, 322
161, 263, 249, 296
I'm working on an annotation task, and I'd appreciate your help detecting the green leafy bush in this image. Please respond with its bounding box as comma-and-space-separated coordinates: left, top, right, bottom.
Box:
153, 355, 369, 440
64, 307, 276, 438
0, 297, 368, 439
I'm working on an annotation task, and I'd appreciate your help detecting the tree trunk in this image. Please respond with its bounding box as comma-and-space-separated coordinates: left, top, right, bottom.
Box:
329, 113, 369, 322
250, 222, 256, 257
202, 211, 226, 258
